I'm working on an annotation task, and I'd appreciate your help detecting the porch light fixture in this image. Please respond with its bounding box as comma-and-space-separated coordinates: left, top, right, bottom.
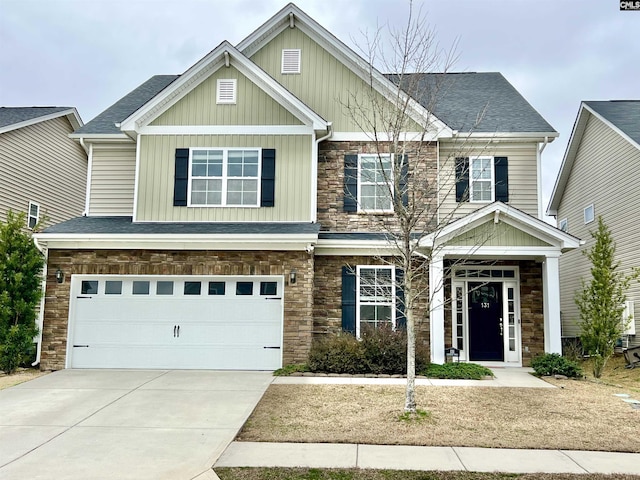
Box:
55, 268, 64, 284
289, 270, 297, 285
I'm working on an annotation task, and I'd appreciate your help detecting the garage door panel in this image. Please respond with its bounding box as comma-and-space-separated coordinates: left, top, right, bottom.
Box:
69, 275, 283, 370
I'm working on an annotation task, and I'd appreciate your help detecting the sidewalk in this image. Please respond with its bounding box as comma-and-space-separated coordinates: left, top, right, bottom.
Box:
215, 442, 640, 475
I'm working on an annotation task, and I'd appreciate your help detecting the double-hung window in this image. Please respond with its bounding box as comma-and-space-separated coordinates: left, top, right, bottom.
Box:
470, 156, 494, 202
358, 154, 393, 212
189, 148, 260, 206
27, 201, 39, 229
357, 266, 395, 336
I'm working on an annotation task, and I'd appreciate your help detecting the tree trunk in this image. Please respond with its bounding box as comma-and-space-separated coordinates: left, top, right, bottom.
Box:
404, 276, 416, 413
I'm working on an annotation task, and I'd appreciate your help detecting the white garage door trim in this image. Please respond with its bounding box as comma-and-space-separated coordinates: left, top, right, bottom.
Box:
65, 275, 284, 370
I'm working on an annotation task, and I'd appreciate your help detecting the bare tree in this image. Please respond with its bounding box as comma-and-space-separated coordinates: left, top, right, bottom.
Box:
341, 1, 492, 414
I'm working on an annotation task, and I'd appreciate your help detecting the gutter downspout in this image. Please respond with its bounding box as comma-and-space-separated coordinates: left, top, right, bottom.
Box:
32, 236, 47, 367
311, 123, 333, 223
537, 136, 549, 220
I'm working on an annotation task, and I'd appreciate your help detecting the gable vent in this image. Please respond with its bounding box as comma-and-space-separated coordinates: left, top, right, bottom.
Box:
217, 79, 237, 104
281, 49, 301, 74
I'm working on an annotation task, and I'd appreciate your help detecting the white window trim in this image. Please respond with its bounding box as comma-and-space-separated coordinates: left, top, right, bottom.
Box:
584, 204, 595, 224
187, 147, 261, 208
355, 265, 396, 338
216, 79, 237, 104
558, 218, 568, 232
27, 201, 40, 230
357, 153, 394, 213
469, 156, 494, 203
281, 49, 301, 74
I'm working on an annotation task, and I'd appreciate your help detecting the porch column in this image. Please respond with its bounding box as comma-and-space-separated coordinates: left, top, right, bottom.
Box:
542, 254, 562, 354
429, 255, 445, 364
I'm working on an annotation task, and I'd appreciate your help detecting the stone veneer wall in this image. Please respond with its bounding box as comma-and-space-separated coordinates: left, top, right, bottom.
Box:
313, 255, 430, 350
41, 249, 314, 371
317, 141, 438, 231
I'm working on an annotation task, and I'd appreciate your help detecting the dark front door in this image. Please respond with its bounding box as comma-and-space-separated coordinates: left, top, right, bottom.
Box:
468, 282, 504, 361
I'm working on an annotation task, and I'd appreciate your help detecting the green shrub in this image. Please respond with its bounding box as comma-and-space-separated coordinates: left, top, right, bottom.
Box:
307, 333, 366, 374
423, 362, 493, 380
531, 353, 582, 378
273, 364, 309, 376
0, 324, 37, 374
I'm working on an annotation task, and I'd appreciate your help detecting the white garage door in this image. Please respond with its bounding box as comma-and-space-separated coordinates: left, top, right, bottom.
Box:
67, 275, 283, 370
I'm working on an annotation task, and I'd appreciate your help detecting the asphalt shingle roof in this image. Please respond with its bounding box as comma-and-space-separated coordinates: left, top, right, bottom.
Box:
387, 72, 556, 134
584, 100, 640, 147
74, 75, 179, 135
43, 216, 321, 235
0, 107, 72, 129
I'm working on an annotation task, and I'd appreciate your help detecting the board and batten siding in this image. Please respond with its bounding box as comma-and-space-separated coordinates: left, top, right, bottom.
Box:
249, 26, 420, 133
439, 141, 540, 222
0, 116, 86, 227
151, 66, 303, 127
136, 134, 312, 222
446, 221, 550, 248
556, 113, 640, 346
88, 146, 136, 216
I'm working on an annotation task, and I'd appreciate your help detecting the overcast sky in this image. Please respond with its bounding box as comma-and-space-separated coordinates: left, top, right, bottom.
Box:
1, 0, 638, 213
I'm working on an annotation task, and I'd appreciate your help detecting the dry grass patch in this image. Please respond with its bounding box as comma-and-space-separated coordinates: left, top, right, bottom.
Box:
239, 379, 640, 452
582, 354, 640, 392
0, 368, 47, 390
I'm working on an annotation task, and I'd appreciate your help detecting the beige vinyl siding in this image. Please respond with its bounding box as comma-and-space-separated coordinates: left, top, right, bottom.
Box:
0, 116, 86, 227
249, 26, 420, 133
556, 113, 640, 345
88, 146, 136, 216
447, 222, 550, 247
151, 66, 302, 126
439, 141, 539, 222
136, 134, 312, 222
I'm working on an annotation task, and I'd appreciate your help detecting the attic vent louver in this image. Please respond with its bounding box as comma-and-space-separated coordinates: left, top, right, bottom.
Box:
216, 79, 236, 104
281, 49, 301, 74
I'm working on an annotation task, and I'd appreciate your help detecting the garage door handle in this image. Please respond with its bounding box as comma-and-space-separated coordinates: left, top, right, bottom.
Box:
73, 345, 89, 348
264, 346, 281, 349
265, 297, 282, 300
76, 296, 92, 299
177, 325, 180, 337
173, 325, 177, 337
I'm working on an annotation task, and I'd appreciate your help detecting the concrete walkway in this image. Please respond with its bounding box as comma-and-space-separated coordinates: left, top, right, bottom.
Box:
215, 442, 640, 475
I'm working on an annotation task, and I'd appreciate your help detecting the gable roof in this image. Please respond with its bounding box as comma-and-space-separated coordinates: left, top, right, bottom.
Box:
71, 75, 178, 137
0, 107, 83, 134
389, 73, 557, 135
547, 100, 640, 216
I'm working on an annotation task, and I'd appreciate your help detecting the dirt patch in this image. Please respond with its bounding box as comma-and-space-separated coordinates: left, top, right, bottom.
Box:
0, 368, 48, 390
238, 379, 640, 452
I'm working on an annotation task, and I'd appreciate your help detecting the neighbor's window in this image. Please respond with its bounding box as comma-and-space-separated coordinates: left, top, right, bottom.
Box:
470, 157, 494, 202
189, 148, 260, 207
358, 154, 393, 212
27, 201, 40, 229
357, 266, 395, 336
584, 204, 595, 224
559, 218, 568, 232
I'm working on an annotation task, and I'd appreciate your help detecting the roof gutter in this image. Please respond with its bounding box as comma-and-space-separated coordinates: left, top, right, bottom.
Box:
537, 136, 549, 220
32, 236, 48, 367
311, 123, 333, 222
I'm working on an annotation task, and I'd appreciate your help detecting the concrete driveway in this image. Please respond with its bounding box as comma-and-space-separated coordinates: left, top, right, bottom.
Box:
0, 369, 273, 480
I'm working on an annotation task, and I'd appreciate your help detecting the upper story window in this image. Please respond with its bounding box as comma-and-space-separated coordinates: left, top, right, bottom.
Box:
584, 204, 595, 224
216, 79, 237, 104
358, 154, 393, 212
470, 157, 494, 202
189, 148, 260, 207
27, 201, 40, 229
357, 266, 395, 337
281, 49, 301, 74
455, 156, 509, 204
559, 218, 568, 232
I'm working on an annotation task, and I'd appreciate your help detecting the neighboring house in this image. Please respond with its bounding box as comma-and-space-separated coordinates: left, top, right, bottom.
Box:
548, 100, 640, 349
0, 107, 87, 229
33, 3, 578, 371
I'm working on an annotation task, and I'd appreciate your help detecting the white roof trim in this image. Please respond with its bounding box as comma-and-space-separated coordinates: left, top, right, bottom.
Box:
119, 41, 328, 133
0, 108, 83, 135
236, 3, 453, 139
421, 202, 581, 251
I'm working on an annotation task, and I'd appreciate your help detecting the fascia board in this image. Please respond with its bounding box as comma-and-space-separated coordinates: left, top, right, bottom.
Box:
0, 108, 83, 135
237, 4, 452, 139
69, 133, 133, 142
462, 132, 559, 141
438, 245, 563, 259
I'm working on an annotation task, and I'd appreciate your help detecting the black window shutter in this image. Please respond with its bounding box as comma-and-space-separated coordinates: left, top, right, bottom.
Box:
494, 156, 509, 203
395, 267, 406, 330
343, 155, 358, 212
455, 157, 469, 202
173, 148, 189, 206
395, 154, 409, 207
261, 149, 276, 207
341, 266, 356, 334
